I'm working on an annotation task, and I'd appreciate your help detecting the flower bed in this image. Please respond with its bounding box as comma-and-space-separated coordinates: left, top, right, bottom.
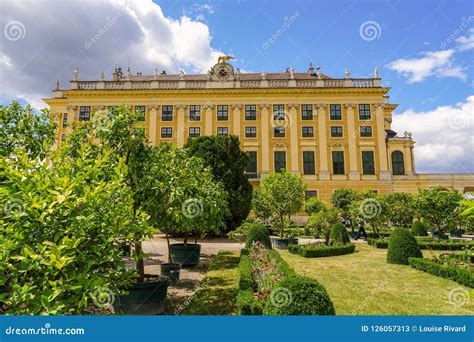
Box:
288, 243, 355, 258
368, 238, 474, 250
409, 252, 473, 288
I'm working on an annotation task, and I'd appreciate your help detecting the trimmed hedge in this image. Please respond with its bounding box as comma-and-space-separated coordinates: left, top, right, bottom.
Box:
236, 251, 262, 314
330, 223, 350, 245
411, 221, 428, 236
245, 223, 272, 249
368, 238, 474, 250
263, 276, 335, 315
387, 228, 422, 265
409, 257, 474, 288
367, 238, 388, 248
288, 243, 355, 258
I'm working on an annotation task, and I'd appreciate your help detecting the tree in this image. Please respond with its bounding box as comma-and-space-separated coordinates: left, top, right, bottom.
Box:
252, 188, 272, 225
349, 190, 387, 236
332, 189, 358, 230
258, 172, 306, 239
0, 101, 56, 160
384, 192, 415, 227
185, 135, 252, 233
304, 197, 327, 215
307, 208, 340, 245
415, 187, 464, 233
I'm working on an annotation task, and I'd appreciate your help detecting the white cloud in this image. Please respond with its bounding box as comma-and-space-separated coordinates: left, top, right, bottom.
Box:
386, 49, 466, 83
0, 0, 223, 108
456, 27, 474, 51
392, 96, 474, 173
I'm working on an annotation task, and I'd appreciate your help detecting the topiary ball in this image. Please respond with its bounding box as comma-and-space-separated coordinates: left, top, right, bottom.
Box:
245, 223, 272, 249
329, 222, 350, 245
410, 221, 428, 236
387, 228, 422, 265
263, 275, 335, 315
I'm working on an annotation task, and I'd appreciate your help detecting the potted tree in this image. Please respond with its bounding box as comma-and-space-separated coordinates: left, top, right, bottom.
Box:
258, 171, 305, 249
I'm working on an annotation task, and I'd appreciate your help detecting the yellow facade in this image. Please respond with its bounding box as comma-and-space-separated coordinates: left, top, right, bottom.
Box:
43, 62, 474, 203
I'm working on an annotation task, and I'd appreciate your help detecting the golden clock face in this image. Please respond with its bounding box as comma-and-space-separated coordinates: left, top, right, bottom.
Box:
217, 67, 229, 79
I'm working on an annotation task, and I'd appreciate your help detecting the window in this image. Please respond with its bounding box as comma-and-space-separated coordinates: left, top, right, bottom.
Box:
273, 126, 285, 138
161, 127, 173, 138
302, 126, 314, 137
217, 127, 228, 135
305, 190, 318, 199
189, 127, 201, 138
303, 151, 316, 175
360, 126, 373, 137
274, 151, 286, 172
301, 104, 313, 120
330, 104, 342, 120
62, 113, 68, 128
332, 151, 345, 175
61, 134, 65, 141
392, 151, 405, 175
162, 105, 173, 121
245, 126, 257, 138
359, 104, 371, 120
189, 105, 201, 121
273, 104, 285, 120
245, 105, 257, 120
217, 105, 228, 121
246, 151, 257, 178
362, 151, 375, 175
330, 126, 343, 137
79, 106, 91, 121
135, 106, 146, 121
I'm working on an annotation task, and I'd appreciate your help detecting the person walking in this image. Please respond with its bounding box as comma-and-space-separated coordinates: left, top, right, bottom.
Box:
355, 221, 368, 240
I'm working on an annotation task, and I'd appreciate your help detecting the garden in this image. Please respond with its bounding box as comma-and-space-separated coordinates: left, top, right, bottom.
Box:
0, 102, 473, 316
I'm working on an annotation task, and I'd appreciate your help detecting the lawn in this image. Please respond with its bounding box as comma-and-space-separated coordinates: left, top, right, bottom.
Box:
182, 250, 240, 315
279, 243, 473, 315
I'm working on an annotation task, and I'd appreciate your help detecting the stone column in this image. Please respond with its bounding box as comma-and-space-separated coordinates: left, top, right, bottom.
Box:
148, 105, 159, 146
176, 104, 186, 147
345, 103, 360, 180
260, 104, 270, 174
317, 104, 330, 180
404, 143, 414, 176
204, 104, 214, 136
375, 104, 391, 180
288, 104, 299, 173
67, 104, 78, 122
232, 104, 242, 136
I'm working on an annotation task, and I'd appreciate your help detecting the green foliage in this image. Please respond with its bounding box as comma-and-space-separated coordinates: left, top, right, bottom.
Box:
263, 276, 335, 315
289, 243, 355, 258
409, 258, 474, 288
411, 221, 428, 236
369, 237, 474, 250
252, 188, 272, 224
387, 228, 422, 265
185, 135, 252, 233
384, 192, 415, 227
349, 190, 387, 236
330, 223, 350, 245
307, 208, 340, 245
415, 187, 463, 233
304, 197, 326, 215
0, 101, 56, 160
245, 224, 272, 249
332, 188, 358, 223
258, 171, 306, 238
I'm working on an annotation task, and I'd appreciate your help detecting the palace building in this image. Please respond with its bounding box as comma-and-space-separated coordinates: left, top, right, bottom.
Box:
43, 59, 474, 203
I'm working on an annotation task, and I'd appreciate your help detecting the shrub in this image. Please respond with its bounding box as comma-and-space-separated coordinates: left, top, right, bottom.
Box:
368, 238, 474, 250
411, 221, 428, 236
330, 223, 350, 244
409, 258, 474, 288
304, 197, 326, 215
236, 251, 262, 315
245, 224, 272, 249
263, 276, 335, 315
367, 238, 388, 248
387, 228, 422, 265
292, 243, 355, 258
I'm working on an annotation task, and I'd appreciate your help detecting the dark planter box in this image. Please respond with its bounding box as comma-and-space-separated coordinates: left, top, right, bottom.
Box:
161, 263, 181, 285
114, 277, 169, 315
170, 243, 201, 266
271, 237, 298, 249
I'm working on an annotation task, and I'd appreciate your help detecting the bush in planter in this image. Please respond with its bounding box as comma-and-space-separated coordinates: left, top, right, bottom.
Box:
411, 221, 428, 236
245, 224, 272, 249
387, 228, 422, 265
263, 276, 335, 315
329, 223, 350, 244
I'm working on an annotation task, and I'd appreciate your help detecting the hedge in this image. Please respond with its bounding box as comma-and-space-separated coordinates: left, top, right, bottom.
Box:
368, 238, 474, 250
288, 243, 355, 258
409, 258, 474, 288
387, 228, 422, 265
236, 251, 262, 315
411, 221, 428, 236
330, 223, 350, 245
245, 223, 272, 249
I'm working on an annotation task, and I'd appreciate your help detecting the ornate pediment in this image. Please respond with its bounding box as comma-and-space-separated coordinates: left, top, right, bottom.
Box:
208, 58, 235, 81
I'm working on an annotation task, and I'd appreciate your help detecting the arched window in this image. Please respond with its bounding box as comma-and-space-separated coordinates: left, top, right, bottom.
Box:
392, 151, 405, 175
